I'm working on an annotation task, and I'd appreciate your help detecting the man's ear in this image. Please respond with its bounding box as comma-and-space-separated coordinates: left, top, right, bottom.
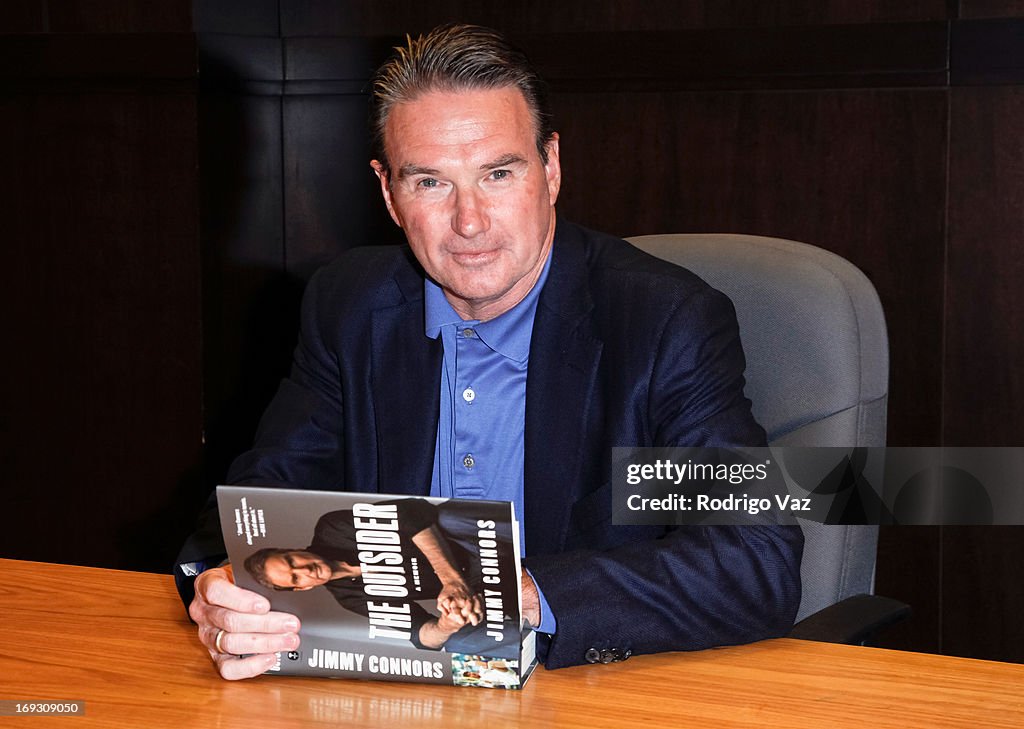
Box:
543, 133, 561, 206
370, 160, 403, 229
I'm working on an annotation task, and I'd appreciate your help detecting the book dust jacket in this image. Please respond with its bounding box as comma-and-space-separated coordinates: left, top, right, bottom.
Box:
217, 486, 537, 688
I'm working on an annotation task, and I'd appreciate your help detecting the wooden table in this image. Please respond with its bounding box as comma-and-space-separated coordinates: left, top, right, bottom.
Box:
1, 558, 1022, 728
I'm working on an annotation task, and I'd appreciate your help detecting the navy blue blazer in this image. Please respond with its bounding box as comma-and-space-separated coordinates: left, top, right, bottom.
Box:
178, 218, 802, 669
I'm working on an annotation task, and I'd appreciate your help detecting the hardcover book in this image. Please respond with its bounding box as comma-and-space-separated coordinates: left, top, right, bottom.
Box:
217, 485, 537, 689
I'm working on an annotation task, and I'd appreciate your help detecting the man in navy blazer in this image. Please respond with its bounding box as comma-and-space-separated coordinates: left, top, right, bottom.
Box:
182, 24, 802, 679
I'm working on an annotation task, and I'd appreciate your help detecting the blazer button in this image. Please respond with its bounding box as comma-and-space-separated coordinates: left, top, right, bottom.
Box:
599, 649, 615, 664
584, 648, 601, 664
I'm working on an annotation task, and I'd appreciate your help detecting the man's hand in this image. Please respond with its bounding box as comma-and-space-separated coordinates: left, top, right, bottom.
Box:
521, 571, 540, 628
437, 577, 482, 626
418, 608, 471, 649
188, 565, 302, 680
410, 523, 484, 626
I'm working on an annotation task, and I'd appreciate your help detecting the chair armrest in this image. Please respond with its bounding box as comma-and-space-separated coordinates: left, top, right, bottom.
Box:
788, 594, 911, 645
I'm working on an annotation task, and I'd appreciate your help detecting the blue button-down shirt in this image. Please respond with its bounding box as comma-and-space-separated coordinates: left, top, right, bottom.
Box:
425, 250, 555, 634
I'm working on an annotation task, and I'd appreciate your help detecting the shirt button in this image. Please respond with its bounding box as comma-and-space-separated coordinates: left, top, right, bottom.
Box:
463, 454, 475, 470
462, 327, 476, 338
462, 387, 476, 403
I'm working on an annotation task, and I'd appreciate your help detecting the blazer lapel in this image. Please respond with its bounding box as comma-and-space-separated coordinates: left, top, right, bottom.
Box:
524, 224, 603, 556
371, 260, 441, 497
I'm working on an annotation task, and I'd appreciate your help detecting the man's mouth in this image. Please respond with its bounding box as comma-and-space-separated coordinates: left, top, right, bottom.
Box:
450, 248, 500, 266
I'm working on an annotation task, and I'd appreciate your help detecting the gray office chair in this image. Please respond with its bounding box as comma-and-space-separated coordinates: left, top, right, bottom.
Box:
628, 233, 908, 644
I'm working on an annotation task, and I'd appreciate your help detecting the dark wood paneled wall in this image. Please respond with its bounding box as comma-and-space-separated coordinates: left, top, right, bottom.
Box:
1, 4, 202, 571
3, 1, 1023, 662
936, 80, 1024, 663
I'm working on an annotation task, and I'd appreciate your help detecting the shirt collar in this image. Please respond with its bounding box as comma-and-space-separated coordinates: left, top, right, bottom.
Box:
423, 247, 553, 363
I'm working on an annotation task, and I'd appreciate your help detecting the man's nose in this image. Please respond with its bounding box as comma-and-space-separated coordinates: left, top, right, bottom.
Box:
451, 189, 490, 238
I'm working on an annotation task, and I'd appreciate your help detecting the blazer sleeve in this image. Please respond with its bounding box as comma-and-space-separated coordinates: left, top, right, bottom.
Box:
526, 286, 803, 669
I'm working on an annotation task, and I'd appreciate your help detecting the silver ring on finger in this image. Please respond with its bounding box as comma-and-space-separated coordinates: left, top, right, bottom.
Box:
214, 628, 229, 655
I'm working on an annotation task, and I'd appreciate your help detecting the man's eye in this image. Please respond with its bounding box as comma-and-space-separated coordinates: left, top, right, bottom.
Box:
418, 178, 439, 188
491, 169, 510, 181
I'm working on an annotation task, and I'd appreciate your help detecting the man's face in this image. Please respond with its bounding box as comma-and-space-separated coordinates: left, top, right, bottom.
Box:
372, 86, 561, 321
262, 550, 332, 591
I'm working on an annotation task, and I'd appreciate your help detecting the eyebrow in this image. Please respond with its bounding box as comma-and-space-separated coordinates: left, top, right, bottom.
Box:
283, 554, 300, 584
396, 164, 440, 179
481, 154, 527, 170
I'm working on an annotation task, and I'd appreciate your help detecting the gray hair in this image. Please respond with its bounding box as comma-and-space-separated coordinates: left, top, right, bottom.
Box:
370, 23, 554, 174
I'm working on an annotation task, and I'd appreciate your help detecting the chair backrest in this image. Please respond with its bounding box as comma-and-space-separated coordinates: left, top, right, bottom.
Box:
627, 233, 889, 622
